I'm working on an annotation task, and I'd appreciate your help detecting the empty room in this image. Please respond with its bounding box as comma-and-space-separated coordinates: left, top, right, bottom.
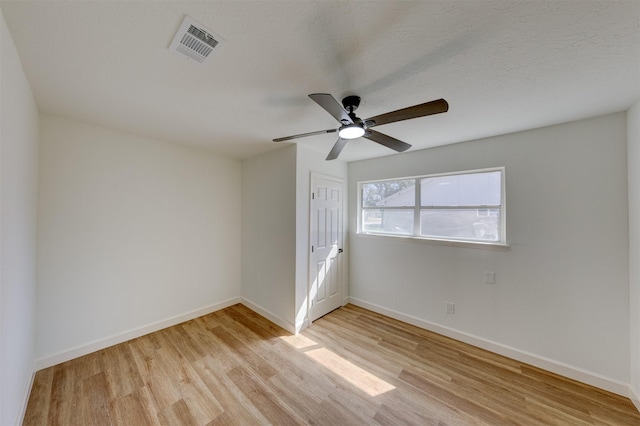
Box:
2, 0, 640, 424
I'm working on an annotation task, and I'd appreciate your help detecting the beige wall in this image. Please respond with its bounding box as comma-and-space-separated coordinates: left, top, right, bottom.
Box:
36, 114, 242, 363
241, 145, 297, 331
628, 100, 640, 408
0, 11, 40, 425
349, 112, 630, 394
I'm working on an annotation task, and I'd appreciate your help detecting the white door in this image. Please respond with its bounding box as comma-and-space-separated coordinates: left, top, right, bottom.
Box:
309, 174, 344, 322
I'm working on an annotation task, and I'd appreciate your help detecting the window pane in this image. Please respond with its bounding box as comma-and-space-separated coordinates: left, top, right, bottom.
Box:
421, 171, 501, 207
362, 180, 415, 207
362, 209, 413, 235
420, 209, 500, 241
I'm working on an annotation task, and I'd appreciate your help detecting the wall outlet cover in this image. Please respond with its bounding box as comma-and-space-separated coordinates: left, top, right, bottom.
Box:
485, 271, 496, 284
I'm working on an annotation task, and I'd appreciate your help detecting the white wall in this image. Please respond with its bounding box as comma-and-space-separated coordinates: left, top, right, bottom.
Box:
241, 144, 349, 333
0, 11, 39, 425
628, 100, 640, 408
36, 114, 241, 364
294, 145, 348, 331
241, 145, 297, 331
349, 113, 630, 394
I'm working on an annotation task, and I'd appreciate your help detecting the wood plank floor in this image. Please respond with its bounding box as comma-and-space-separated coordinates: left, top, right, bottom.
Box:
24, 304, 640, 425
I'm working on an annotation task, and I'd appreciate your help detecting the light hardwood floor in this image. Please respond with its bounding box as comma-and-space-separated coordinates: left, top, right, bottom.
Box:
24, 304, 640, 425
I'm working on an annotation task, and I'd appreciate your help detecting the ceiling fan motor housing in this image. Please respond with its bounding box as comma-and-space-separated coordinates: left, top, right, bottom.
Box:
342, 95, 361, 112
341, 95, 363, 127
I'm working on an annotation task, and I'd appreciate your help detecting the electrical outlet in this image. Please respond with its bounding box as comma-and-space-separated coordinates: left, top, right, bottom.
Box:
484, 271, 496, 284
446, 302, 455, 314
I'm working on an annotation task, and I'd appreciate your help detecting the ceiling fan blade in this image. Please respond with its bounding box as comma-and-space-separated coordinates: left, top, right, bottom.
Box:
309, 93, 353, 124
326, 138, 348, 161
364, 130, 412, 152
366, 98, 448, 128
273, 128, 337, 142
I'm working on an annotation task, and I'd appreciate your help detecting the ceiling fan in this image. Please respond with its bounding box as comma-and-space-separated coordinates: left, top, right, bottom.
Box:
273, 93, 449, 160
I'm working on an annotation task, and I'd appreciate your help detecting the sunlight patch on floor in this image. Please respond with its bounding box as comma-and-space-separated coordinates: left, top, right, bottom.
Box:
305, 347, 395, 397
278, 334, 318, 350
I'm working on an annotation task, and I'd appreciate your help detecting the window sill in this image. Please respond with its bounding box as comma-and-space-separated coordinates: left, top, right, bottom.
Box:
356, 232, 510, 251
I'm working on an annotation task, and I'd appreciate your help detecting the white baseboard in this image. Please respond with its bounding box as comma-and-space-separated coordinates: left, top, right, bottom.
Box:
17, 366, 36, 426
28, 295, 635, 406
348, 297, 630, 398
240, 297, 295, 334
34, 297, 242, 370
630, 385, 640, 412
294, 318, 310, 335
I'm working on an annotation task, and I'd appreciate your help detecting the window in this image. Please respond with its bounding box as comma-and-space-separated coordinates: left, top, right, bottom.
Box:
359, 168, 505, 245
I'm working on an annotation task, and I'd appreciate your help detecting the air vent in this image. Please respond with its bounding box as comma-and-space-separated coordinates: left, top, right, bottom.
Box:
169, 16, 225, 63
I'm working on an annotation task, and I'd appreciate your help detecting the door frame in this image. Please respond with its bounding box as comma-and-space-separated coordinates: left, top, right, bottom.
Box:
308, 172, 345, 324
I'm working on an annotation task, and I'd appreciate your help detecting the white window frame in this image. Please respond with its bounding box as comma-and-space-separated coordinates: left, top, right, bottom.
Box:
357, 167, 507, 248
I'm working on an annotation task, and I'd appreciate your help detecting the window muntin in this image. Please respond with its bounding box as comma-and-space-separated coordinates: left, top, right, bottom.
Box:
359, 168, 505, 244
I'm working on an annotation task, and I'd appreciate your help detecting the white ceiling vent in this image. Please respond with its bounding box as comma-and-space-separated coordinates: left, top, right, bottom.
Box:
169, 16, 224, 63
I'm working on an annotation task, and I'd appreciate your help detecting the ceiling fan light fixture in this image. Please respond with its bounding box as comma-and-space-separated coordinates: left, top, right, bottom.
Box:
274, 93, 447, 160
338, 124, 365, 139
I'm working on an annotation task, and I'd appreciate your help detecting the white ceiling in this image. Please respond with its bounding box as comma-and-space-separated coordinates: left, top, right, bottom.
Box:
1, 1, 638, 162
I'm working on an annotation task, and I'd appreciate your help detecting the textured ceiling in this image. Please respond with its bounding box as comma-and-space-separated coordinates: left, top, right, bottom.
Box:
1, 1, 639, 162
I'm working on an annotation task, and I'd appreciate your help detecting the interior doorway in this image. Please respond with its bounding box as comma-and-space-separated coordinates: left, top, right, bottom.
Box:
309, 173, 344, 322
